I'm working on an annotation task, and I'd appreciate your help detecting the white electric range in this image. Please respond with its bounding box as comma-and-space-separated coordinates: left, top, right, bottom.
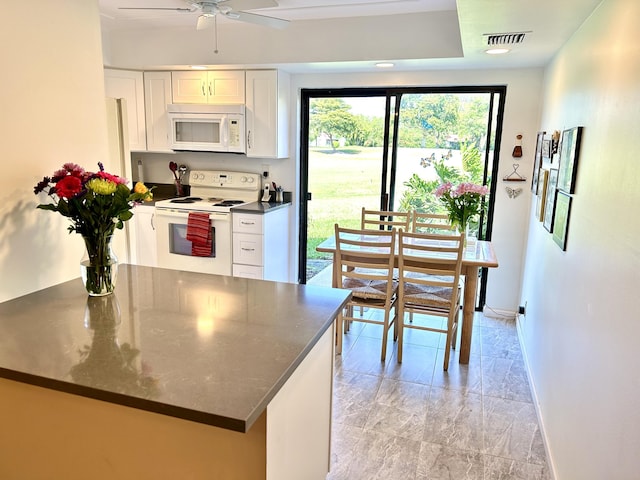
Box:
155, 170, 262, 275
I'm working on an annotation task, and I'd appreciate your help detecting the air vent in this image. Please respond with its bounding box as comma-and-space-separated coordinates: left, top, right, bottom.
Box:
485, 32, 528, 46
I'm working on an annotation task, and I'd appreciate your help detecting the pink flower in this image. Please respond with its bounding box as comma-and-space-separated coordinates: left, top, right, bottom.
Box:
96, 171, 127, 185
434, 182, 452, 197
453, 182, 489, 196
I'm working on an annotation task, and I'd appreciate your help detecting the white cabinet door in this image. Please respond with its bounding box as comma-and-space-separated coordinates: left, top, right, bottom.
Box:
171, 71, 207, 103
104, 69, 147, 151
245, 70, 290, 159
143, 71, 172, 152
171, 71, 245, 104
133, 205, 157, 267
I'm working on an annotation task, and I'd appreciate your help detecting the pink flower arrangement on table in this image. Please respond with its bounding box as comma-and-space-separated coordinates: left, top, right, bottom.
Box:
434, 181, 490, 234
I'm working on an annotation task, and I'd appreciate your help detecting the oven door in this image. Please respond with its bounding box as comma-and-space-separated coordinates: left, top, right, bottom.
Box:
155, 208, 232, 276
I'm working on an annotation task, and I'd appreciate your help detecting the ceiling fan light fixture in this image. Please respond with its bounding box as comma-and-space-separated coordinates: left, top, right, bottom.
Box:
485, 48, 510, 55
375, 62, 395, 68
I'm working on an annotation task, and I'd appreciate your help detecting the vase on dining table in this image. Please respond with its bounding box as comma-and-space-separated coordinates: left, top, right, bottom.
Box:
80, 234, 118, 296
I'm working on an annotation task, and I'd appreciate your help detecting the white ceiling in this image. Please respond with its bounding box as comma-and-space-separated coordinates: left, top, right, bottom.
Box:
98, 0, 603, 71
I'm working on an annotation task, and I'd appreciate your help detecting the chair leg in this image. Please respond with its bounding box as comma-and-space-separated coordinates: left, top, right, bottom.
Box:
451, 307, 460, 350
397, 307, 404, 363
380, 309, 389, 362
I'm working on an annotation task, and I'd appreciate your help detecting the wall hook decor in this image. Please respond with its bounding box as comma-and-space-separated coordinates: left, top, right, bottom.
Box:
512, 134, 523, 157
503, 163, 526, 182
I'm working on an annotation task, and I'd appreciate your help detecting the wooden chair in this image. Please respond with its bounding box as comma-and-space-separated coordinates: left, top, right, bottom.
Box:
396, 229, 464, 370
411, 212, 456, 235
361, 208, 410, 231
333, 224, 398, 361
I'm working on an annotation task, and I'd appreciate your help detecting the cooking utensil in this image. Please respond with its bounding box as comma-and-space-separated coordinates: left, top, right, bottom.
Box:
178, 164, 188, 181
169, 161, 179, 180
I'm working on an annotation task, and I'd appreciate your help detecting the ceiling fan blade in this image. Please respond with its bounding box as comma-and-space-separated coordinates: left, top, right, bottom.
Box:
229, 10, 288, 29
118, 7, 194, 12
220, 0, 278, 11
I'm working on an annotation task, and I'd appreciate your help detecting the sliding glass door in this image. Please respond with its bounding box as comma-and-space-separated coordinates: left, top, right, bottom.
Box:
299, 86, 505, 310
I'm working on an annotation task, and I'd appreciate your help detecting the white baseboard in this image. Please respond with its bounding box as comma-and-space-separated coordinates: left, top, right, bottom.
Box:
515, 316, 558, 480
482, 305, 517, 320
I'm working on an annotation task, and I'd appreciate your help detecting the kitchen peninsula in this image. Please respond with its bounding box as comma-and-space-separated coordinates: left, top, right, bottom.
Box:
0, 265, 349, 480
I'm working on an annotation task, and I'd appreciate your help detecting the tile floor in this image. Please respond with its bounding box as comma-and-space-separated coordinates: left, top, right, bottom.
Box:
325, 309, 552, 480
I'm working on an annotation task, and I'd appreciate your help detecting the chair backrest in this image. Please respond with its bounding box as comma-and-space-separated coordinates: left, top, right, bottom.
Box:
411, 212, 456, 235
397, 229, 464, 304
334, 224, 396, 297
361, 208, 410, 231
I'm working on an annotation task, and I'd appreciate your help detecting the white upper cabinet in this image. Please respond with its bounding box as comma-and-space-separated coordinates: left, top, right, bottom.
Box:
104, 69, 147, 152
143, 71, 172, 152
171, 71, 245, 104
245, 70, 290, 159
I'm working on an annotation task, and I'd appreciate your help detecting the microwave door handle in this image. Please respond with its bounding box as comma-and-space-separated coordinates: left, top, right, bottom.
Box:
222, 116, 228, 147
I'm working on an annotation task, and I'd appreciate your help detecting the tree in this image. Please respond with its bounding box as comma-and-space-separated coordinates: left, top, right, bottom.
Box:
309, 99, 358, 150
399, 94, 461, 148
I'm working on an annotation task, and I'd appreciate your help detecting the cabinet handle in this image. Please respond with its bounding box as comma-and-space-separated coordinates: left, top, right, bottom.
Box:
201, 82, 205, 96
247, 130, 252, 149
241, 247, 255, 252
240, 221, 255, 226
151, 213, 155, 231
208, 83, 212, 96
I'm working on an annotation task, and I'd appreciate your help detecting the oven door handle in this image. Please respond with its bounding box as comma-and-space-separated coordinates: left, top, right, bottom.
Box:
155, 209, 229, 221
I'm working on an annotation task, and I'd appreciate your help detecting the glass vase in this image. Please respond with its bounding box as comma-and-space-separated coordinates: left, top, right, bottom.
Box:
80, 234, 118, 296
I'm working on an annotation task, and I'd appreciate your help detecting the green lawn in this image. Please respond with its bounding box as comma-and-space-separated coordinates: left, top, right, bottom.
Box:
307, 147, 382, 259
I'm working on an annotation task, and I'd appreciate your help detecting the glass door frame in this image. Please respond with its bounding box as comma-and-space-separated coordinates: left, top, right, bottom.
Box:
299, 86, 506, 310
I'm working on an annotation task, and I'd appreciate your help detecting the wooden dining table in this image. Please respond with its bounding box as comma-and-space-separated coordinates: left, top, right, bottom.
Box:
316, 234, 499, 364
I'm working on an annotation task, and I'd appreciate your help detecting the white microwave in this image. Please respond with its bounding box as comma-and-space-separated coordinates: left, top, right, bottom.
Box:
167, 104, 245, 153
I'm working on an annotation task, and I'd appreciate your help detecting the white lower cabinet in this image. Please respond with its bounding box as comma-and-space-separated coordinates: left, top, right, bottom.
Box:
133, 205, 157, 267
232, 207, 289, 282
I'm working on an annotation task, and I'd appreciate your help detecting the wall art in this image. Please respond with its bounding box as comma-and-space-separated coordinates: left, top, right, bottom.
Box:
557, 126, 583, 193
543, 168, 559, 232
552, 190, 572, 250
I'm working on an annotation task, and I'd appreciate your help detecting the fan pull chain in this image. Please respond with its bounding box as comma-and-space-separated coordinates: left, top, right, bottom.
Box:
214, 15, 219, 54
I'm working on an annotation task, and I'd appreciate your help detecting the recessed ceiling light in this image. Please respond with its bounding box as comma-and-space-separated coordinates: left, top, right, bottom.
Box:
190, 65, 208, 70
485, 48, 510, 55
375, 62, 395, 68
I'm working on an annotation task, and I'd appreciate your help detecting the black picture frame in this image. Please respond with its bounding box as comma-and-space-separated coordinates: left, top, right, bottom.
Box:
543, 168, 559, 232
532, 131, 545, 193
557, 126, 583, 193
552, 191, 572, 250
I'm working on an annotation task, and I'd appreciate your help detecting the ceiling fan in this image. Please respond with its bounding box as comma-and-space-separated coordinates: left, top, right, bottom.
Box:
119, 0, 289, 30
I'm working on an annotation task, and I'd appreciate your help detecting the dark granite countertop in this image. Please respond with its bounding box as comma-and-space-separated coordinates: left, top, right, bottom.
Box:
232, 201, 292, 214
0, 265, 349, 433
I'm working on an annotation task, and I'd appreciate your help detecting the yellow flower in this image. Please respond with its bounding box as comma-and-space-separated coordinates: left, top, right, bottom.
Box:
134, 182, 153, 201
86, 178, 117, 195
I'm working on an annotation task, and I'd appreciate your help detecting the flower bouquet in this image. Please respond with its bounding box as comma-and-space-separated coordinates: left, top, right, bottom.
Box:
434, 181, 489, 237
34, 162, 153, 295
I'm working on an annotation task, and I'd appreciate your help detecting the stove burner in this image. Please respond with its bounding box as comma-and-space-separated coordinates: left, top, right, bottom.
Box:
170, 197, 202, 204
214, 200, 245, 207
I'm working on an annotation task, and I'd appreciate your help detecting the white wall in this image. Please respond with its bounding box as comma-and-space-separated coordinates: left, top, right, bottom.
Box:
0, 0, 110, 302
519, 0, 640, 477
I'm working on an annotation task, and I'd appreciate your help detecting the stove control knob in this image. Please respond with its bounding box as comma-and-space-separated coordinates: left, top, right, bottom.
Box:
246, 177, 255, 183
191, 173, 198, 180
240, 176, 247, 183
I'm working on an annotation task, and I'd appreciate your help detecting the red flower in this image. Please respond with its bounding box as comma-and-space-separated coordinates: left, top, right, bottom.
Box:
54, 175, 83, 199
